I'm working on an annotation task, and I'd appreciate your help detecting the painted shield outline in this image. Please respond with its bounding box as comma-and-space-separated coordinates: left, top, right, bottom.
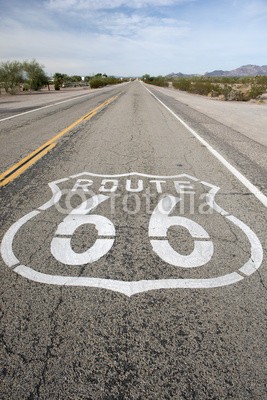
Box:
1, 172, 263, 297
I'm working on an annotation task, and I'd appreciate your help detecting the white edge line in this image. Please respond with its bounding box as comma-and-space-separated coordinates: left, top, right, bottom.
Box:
0, 88, 108, 122
143, 84, 267, 208
0, 82, 131, 123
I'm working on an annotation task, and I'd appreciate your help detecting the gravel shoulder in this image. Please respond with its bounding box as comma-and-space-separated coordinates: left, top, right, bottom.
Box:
148, 85, 267, 147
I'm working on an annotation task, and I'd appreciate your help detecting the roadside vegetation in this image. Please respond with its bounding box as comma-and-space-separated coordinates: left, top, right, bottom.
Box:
53, 72, 128, 90
172, 76, 267, 101
142, 74, 168, 87
88, 74, 128, 88
0, 60, 128, 94
142, 74, 267, 101
0, 60, 48, 94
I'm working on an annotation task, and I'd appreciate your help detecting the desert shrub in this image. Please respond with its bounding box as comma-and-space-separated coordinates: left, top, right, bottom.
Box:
90, 77, 106, 88
227, 89, 245, 101
220, 77, 239, 84
156, 74, 267, 101
173, 78, 192, 91
238, 76, 252, 84
173, 78, 212, 95
249, 85, 266, 99
143, 75, 168, 87
190, 81, 213, 95
254, 76, 267, 85
151, 77, 168, 87
220, 84, 232, 99
105, 76, 121, 85
9, 86, 20, 95
90, 76, 121, 88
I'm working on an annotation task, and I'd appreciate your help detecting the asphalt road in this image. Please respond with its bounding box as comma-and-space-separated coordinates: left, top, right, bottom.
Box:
1, 81, 266, 399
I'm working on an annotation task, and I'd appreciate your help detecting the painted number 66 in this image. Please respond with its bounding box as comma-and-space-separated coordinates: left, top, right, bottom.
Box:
51, 195, 214, 268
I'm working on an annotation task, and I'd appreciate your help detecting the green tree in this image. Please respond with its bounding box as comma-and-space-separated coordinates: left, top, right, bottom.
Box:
142, 74, 151, 82
0, 61, 23, 93
53, 73, 67, 90
70, 75, 82, 82
23, 59, 47, 90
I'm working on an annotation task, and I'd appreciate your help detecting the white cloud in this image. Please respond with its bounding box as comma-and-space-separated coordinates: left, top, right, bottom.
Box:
244, 0, 267, 15
0, 11, 190, 76
0, 0, 265, 76
90, 12, 189, 39
47, 0, 193, 11
233, 0, 267, 19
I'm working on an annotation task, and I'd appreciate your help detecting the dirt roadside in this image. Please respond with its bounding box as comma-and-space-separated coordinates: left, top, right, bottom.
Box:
146, 85, 267, 147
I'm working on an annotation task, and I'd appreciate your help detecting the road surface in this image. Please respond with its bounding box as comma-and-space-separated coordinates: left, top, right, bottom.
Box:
0, 81, 266, 399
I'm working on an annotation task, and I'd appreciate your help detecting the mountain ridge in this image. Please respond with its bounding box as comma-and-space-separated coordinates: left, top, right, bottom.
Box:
167, 65, 267, 78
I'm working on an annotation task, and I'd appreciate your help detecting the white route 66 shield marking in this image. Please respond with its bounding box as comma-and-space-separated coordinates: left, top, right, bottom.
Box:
1, 172, 263, 296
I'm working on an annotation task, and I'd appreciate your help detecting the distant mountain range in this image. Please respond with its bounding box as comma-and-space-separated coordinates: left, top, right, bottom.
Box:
166, 72, 199, 78
205, 65, 267, 77
167, 65, 267, 78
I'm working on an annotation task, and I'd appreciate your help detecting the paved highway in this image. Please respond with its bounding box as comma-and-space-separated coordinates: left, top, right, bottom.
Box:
1, 81, 266, 399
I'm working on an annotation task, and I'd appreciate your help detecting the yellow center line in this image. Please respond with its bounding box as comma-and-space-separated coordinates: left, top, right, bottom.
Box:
0, 143, 57, 187
0, 94, 119, 187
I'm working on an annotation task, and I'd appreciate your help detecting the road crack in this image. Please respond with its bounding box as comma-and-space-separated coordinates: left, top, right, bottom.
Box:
28, 290, 63, 400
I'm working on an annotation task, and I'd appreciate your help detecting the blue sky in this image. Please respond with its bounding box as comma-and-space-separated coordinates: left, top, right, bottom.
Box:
0, 0, 266, 76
